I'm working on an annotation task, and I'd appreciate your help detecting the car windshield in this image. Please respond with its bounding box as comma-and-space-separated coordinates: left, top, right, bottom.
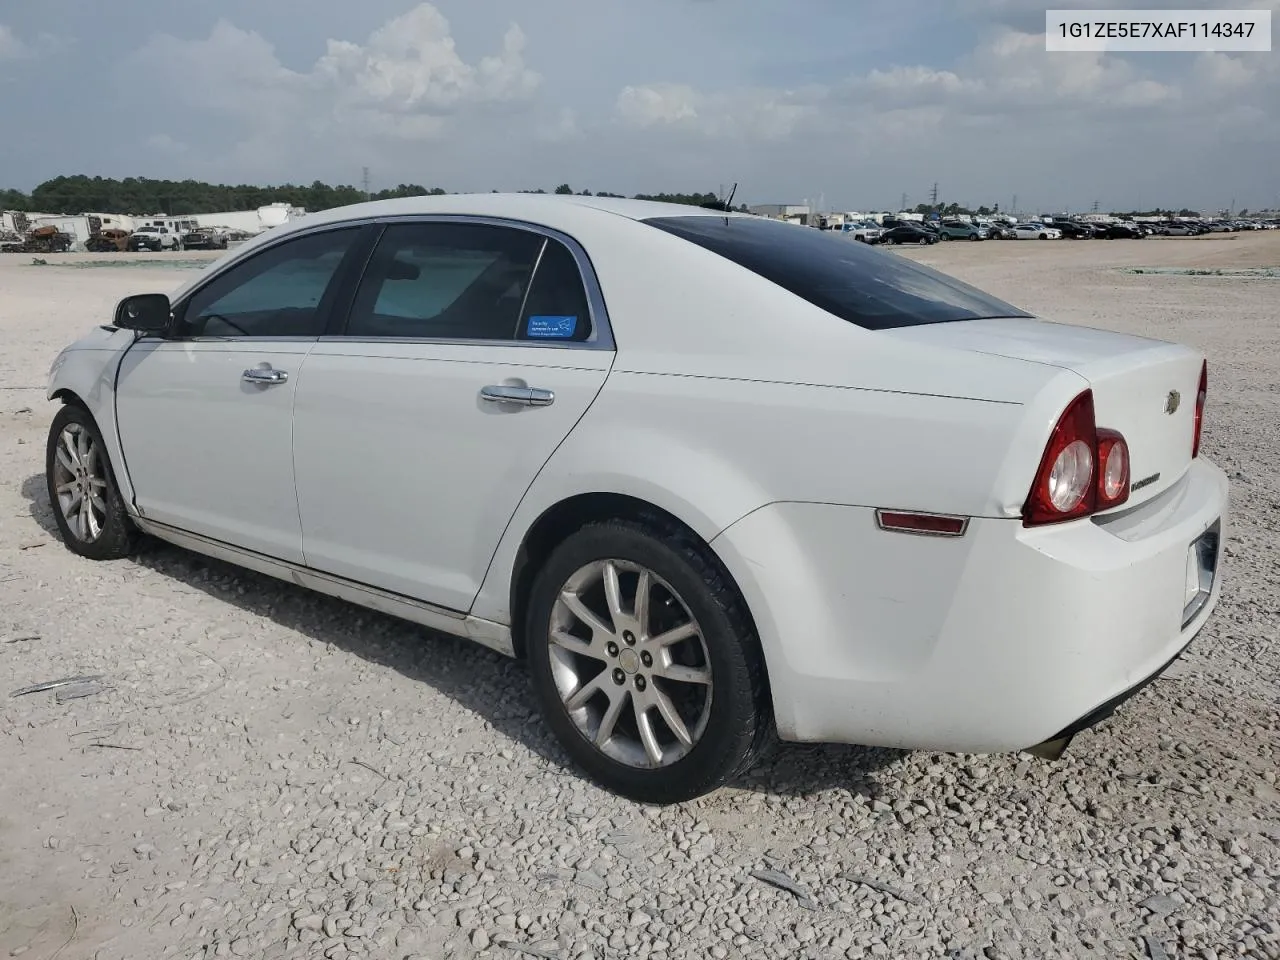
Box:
644, 215, 1031, 330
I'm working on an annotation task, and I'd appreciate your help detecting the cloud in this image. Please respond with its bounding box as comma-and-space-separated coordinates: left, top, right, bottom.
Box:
120, 4, 541, 178
0, 24, 24, 60
6, 1, 1270, 211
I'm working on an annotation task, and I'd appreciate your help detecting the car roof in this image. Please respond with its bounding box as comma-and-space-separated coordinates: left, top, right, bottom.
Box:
268, 192, 747, 237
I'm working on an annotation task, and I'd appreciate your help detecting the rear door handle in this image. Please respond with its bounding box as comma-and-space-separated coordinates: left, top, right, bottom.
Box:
242, 367, 288, 385
480, 385, 555, 407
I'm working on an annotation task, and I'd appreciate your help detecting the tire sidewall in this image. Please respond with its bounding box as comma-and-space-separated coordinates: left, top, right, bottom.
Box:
45, 404, 135, 561
525, 523, 762, 804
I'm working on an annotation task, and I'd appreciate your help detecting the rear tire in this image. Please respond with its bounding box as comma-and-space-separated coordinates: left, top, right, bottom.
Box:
45, 404, 138, 561
525, 518, 772, 804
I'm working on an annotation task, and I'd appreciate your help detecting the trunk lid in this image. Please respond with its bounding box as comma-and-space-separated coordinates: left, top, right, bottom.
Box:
882, 317, 1204, 509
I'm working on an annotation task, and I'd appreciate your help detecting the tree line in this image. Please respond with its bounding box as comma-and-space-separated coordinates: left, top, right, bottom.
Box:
1, 176, 748, 216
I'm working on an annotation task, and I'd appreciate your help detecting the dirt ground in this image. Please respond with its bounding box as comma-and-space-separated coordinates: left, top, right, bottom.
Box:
0, 233, 1277, 960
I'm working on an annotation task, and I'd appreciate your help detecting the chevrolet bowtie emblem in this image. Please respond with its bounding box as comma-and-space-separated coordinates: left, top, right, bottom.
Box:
1165, 390, 1181, 415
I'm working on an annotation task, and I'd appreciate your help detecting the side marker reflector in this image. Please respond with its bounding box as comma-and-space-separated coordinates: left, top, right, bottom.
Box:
875, 510, 969, 537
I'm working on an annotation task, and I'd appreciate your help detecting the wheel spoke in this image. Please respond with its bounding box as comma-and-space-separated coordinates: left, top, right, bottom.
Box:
649, 621, 697, 650
549, 627, 602, 661
55, 480, 77, 495
565, 672, 605, 712
634, 569, 651, 637
88, 490, 107, 514
63, 488, 83, 514
657, 662, 711, 685
77, 499, 91, 539
88, 477, 107, 491
602, 561, 625, 629
652, 687, 693, 747
76, 429, 92, 466
56, 444, 77, 475
60, 430, 82, 469
594, 688, 629, 746
633, 701, 664, 766
560, 590, 613, 640
86, 499, 102, 539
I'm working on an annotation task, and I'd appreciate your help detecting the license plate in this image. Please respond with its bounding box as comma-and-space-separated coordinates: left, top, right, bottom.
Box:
1181, 521, 1220, 627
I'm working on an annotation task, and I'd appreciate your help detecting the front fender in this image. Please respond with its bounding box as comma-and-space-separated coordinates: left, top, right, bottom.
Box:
46, 328, 138, 507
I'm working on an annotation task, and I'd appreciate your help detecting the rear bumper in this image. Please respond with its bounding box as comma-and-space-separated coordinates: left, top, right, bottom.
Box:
711, 458, 1229, 751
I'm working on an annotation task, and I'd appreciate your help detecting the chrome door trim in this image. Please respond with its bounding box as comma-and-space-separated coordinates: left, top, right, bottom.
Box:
133, 517, 516, 657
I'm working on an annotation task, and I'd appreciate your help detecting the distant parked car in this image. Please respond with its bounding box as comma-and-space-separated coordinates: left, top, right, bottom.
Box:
127, 226, 182, 252
938, 221, 985, 241
1102, 223, 1145, 240
181, 228, 229, 251
986, 222, 1016, 240
841, 221, 882, 243
1013, 223, 1062, 240
1163, 223, 1197, 237
1049, 220, 1094, 240
879, 224, 940, 245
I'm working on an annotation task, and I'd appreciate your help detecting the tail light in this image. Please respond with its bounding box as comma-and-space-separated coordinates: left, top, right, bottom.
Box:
1192, 360, 1207, 458
1023, 390, 1130, 526
1096, 429, 1130, 508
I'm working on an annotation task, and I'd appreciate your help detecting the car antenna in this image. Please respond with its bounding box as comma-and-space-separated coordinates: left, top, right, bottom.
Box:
698, 181, 739, 216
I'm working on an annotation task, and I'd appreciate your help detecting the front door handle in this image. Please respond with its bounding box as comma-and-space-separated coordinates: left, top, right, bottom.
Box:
242, 367, 288, 385
480, 384, 555, 407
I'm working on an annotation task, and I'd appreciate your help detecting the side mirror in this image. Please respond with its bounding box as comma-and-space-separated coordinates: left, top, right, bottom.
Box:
114, 293, 172, 333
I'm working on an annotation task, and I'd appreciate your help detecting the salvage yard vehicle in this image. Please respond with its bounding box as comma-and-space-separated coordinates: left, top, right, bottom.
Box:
127, 225, 182, 252
181, 227, 229, 250
878, 223, 939, 244
938, 220, 985, 241
43, 194, 1229, 803
1013, 222, 1062, 240
1, 224, 73, 253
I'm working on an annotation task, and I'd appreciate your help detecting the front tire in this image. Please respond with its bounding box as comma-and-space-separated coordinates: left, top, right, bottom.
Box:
45, 404, 138, 560
525, 519, 771, 804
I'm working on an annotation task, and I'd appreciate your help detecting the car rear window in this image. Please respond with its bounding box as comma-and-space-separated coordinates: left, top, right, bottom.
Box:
644, 215, 1031, 330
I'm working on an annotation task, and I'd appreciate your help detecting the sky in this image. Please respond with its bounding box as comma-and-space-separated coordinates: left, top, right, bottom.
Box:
1, 0, 1277, 213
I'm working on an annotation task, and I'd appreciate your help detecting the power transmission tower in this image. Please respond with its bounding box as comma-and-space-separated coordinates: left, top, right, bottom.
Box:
362, 167, 371, 201
930, 182, 939, 208
1092, 199, 1100, 213
1012, 194, 1018, 215
900, 192, 907, 212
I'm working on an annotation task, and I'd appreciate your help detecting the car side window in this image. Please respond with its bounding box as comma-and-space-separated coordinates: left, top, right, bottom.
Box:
345, 222, 545, 341
516, 236, 593, 342
177, 228, 359, 338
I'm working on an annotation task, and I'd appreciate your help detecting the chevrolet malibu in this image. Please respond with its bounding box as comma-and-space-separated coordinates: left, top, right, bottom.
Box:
44, 195, 1228, 803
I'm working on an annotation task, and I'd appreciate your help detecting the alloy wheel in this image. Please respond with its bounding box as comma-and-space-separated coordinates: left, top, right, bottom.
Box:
51, 423, 108, 542
548, 559, 713, 768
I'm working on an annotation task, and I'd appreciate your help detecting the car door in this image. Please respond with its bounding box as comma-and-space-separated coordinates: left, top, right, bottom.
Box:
114, 225, 366, 563
292, 218, 613, 613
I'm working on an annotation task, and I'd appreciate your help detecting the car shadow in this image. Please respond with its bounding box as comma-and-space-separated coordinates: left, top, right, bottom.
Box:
20, 472, 904, 799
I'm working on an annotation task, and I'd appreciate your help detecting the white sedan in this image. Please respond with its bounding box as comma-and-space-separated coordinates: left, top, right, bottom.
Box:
1013, 222, 1062, 240
44, 195, 1228, 803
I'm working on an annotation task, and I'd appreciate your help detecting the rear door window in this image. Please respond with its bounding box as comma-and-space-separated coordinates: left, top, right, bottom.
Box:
645, 215, 1030, 330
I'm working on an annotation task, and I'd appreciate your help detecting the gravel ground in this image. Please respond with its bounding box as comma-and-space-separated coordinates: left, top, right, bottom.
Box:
1, 236, 1277, 960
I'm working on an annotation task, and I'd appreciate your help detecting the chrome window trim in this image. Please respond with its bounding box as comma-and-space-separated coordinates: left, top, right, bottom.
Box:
143, 213, 616, 351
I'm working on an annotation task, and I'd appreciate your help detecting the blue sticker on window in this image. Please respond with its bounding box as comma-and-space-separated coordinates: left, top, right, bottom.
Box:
526, 315, 578, 339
